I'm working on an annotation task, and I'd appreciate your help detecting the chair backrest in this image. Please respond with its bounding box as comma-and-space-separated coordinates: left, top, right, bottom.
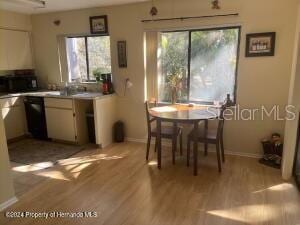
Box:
145, 100, 157, 135
145, 101, 151, 134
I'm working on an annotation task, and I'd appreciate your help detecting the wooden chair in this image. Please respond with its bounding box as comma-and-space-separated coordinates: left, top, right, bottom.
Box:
145, 101, 183, 161
187, 104, 226, 172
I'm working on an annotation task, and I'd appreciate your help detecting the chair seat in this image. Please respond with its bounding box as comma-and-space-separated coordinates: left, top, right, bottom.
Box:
151, 126, 181, 138
188, 128, 218, 142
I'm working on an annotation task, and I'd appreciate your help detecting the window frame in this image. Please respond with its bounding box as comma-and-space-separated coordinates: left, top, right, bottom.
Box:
66, 34, 111, 82
159, 26, 241, 105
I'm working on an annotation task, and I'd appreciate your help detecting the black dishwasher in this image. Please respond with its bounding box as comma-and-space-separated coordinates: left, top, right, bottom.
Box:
24, 96, 48, 139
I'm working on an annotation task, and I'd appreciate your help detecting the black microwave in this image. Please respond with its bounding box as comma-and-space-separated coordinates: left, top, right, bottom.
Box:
0, 74, 38, 93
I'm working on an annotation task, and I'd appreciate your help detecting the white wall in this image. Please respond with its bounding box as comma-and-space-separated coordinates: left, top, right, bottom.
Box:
0, 114, 15, 208
282, 5, 300, 180
0, 8, 32, 208
31, 0, 298, 158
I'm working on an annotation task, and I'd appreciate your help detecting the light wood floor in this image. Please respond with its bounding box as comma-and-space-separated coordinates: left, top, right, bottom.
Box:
1, 142, 300, 225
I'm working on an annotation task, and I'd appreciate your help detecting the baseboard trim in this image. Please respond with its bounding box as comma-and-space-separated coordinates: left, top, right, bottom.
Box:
125, 137, 262, 159
0, 196, 18, 211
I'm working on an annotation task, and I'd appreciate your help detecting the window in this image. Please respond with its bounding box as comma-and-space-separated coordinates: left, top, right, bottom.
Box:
158, 27, 240, 104
66, 35, 111, 82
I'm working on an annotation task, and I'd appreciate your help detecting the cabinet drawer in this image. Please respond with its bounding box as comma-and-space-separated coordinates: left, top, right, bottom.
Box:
0, 97, 22, 108
44, 98, 73, 109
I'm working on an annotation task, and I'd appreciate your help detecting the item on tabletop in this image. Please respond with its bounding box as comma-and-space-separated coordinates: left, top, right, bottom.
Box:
259, 133, 283, 169
188, 103, 195, 107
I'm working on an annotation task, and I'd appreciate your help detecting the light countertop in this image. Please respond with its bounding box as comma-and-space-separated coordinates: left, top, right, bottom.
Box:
0, 90, 115, 100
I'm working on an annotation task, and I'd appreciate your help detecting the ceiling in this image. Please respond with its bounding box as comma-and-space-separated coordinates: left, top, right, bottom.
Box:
0, 0, 149, 14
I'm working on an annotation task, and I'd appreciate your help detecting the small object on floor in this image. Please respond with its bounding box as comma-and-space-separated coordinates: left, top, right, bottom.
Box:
260, 133, 283, 169
114, 121, 125, 142
188, 103, 195, 107
259, 158, 281, 169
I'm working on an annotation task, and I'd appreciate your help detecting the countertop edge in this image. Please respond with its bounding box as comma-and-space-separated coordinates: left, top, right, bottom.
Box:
0, 91, 116, 100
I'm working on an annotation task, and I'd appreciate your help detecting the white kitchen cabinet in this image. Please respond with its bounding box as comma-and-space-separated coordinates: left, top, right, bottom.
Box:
0, 30, 8, 70
2, 106, 25, 140
0, 97, 26, 140
45, 107, 76, 142
93, 95, 117, 148
0, 29, 33, 70
44, 98, 91, 144
45, 98, 76, 142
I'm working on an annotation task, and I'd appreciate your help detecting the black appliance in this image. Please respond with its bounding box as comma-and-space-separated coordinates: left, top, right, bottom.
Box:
113, 121, 124, 142
0, 70, 38, 93
24, 96, 48, 139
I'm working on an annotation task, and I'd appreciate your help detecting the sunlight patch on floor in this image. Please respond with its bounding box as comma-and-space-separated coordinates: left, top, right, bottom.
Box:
147, 160, 157, 166
57, 154, 124, 166
69, 162, 92, 178
12, 161, 54, 172
253, 183, 294, 193
207, 204, 278, 223
12, 153, 124, 181
35, 170, 71, 181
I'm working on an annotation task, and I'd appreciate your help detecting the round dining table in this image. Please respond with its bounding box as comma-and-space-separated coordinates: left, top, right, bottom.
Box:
149, 104, 219, 176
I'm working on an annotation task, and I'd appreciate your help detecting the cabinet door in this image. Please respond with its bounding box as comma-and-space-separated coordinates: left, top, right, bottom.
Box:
2, 106, 25, 140
6, 30, 33, 70
0, 29, 8, 70
45, 107, 76, 142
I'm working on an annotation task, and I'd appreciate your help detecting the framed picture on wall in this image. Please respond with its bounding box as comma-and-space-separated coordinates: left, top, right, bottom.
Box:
89, 15, 108, 34
117, 41, 127, 68
246, 32, 276, 57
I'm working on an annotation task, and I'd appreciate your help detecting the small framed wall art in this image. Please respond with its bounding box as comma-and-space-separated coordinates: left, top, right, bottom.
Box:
117, 41, 127, 68
89, 15, 108, 35
246, 32, 276, 57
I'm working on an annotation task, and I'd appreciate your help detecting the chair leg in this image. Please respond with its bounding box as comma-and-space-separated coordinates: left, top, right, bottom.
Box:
220, 136, 225, 163
172, 136, 176, 165
187, 137, 191, 167
172, 123, 177, 165
146, 135, 151, 161
204, 120, 208, 156
154, 138, 157, 152
204, 142, 208, 156
180, 132, 183, 156
216, 142, 222, 172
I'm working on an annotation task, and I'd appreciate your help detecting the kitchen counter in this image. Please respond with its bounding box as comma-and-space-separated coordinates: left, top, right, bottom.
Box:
0, 91, 115, 100
0, 90, 117, 148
